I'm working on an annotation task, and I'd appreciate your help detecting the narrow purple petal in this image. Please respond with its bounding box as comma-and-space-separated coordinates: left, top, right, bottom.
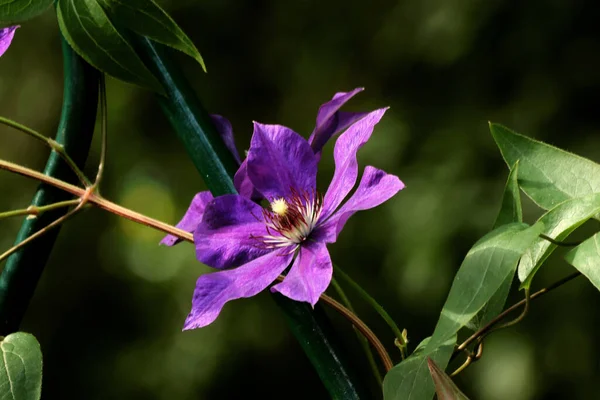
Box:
195, 195, 271, 269
0, 26, 18, 58
270, 241, 332, 306
315, 166, 404, 243
211, 115, 241, 165
183, 249, 293, 329
160, 191, 213, 246
233, 159, 262, 200
247, 123, 318, 200
310, 89, 371, 156
321, 108, 388, 219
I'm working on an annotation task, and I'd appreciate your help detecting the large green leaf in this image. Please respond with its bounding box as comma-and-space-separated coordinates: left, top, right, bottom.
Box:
427, 358, 470, 400
490, 123, 600, 211
518, 193, 600, 289
468, 162, 523, 330
0, 332, 42, 400
57, 0, 163, 93
565, 233, 600, 291
427, 222, 543, 352
383, 336, 456, 400
98, 0, 205, 71
0, 0, 53, 24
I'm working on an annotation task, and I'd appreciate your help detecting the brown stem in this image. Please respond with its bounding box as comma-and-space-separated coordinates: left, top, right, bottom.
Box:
456, 272, 581, 353
0, 159, 193, 242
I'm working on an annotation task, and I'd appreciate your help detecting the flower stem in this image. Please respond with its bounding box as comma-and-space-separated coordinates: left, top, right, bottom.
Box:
334, 265, 407, 355
455, 271, 581, 354
330, 277, 383, 384
0, 158, 193, 243
318, 291, 393, 372
0, 200, 80, 221
0, 116, 91, 187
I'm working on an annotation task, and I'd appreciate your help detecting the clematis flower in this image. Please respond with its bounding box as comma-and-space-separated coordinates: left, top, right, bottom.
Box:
0, 26, 18, 57
160, 87, 369, 246
182, 107, 404, 329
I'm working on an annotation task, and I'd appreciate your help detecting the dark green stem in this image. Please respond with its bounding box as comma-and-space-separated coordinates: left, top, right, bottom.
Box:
134, 37, 368, 399
0, 39, 99, 335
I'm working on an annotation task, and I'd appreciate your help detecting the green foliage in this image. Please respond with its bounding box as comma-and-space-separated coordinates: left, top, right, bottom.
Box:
0, 333, 42, 400
383, 336, 456, 400
57, 0, 164, 93
518, 193, 600, 289
427, 358, 470, 400
493, 161, 522, 229
490, 123, 600, 211
565, 233, 600, 290
98, 0, 205, 71
427, 222, 543, 352
468, 162, 523, 330
0, 0, 53, 25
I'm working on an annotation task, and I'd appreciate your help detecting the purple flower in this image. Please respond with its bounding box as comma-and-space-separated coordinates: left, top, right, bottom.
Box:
160, 88, 368, 246
0, 26, 18, 57
182, 107, 404, 329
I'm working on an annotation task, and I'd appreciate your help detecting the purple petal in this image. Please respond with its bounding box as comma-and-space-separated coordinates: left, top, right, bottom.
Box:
233, 159, 262, 200
0, 26, 18, 58
247, 123, 318, 200
160, 191, 213, 246
321, 108, 388, 219
211, 115, 241, 165
270, 241, 332, 306
183, 249, 293, 329
309, 88, 369, 155
315, 166, 404, 243
195, 195, 271, 269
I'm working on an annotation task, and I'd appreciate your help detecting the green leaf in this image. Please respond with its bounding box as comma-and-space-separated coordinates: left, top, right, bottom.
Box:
518, 193, 600, 289
565, 233, 600, 291
468, 161, 522, 330
0, 0, 53, 24
98, 0, 206, 71
383, 336, 456, 400
0, 39, 99, 334
427, 358, 470, 400
490, 123, 600, 211
57, 0, 164, 93
0, 332, 42, 400
427, 222, 543, 351
493, 161, 522, 229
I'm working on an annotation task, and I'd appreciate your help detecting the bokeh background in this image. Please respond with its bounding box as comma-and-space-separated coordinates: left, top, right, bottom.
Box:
2, 1, 600, 399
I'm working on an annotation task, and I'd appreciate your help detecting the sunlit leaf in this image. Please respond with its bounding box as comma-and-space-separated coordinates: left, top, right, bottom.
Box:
57, 0, 164, 93
0, 0, 53, 25
468, 162, 523, 330
565, 233, 600, 291
518, 193, 600, 289
490, 123, 600, 211
0, 333, 42, 400
383, 336, 456, 400
427, 358, 470, 400
99, 0, 206, 71
427, 222, 543, 351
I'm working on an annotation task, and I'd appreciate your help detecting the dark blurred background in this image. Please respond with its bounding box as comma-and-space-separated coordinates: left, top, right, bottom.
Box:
2, 0, 600, 399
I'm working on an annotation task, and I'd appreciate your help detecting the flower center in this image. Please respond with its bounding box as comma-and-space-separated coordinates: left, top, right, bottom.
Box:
256, 189, 323, 249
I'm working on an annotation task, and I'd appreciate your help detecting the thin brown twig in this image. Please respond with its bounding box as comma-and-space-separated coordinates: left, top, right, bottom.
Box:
0, 159, 193, 242
455, 272, 581, 354
276, 274, 394, 372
